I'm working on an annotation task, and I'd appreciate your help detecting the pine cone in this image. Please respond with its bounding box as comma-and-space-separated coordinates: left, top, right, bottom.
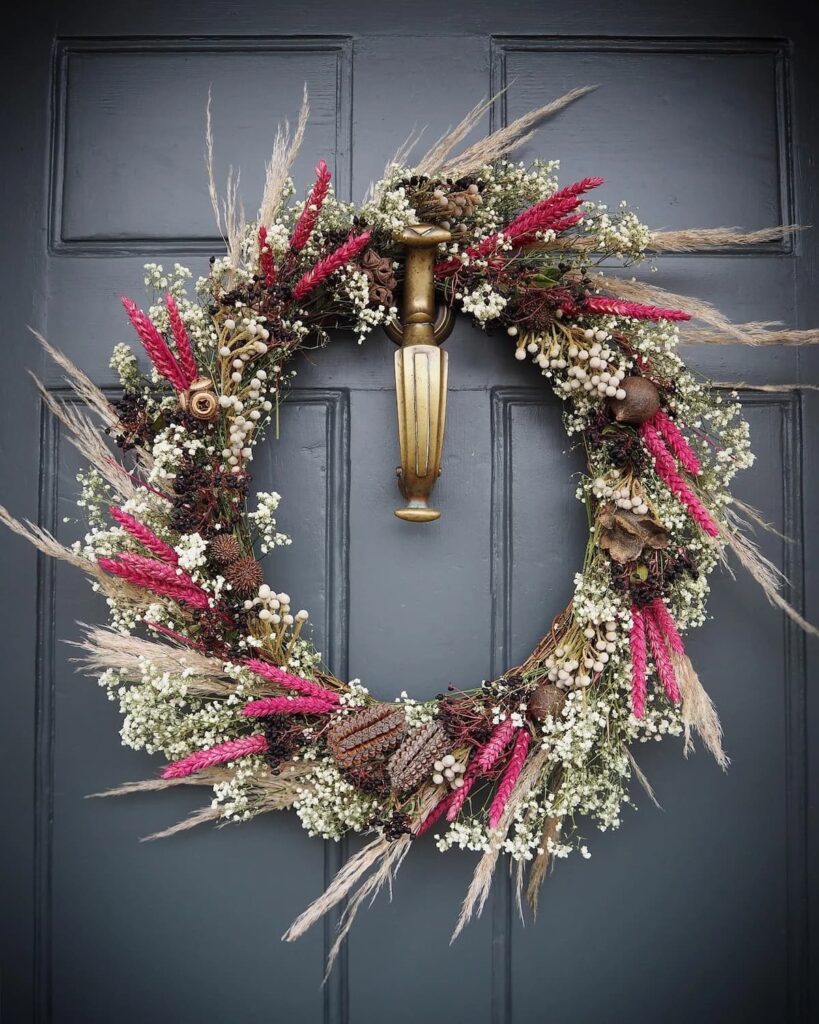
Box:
326, 705, 406, 769
210, 534, 241, 565
388, 720, 450, 792
224, 556, 263, 595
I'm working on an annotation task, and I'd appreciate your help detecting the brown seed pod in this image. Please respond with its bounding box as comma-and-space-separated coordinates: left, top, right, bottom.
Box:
608, 376, 661, 425
189, 390, 219, 421
209, 534, 241, 566
224, 556, 264, 596
387, 720, 450, 792
527, 683, 566, 722
369, 284, 393, 307
326, 705, 406, 770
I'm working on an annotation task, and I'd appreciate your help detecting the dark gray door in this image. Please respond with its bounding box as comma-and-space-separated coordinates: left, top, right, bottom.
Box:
2, 3, 817, 1022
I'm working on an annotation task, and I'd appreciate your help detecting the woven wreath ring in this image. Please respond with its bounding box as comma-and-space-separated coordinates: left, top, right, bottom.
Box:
5, 87, 815, 959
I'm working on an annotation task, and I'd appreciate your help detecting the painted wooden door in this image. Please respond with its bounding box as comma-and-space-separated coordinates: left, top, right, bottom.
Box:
2, 3, 817, 1022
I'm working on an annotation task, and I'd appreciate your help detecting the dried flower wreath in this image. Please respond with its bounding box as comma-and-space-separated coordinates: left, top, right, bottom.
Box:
3, 86, 817, 966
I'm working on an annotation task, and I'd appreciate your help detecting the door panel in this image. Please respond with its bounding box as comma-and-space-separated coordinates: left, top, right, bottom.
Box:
1, 3, 817, 1022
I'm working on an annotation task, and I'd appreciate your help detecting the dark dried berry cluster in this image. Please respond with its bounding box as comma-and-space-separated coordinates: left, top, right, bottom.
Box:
342, 761, 392, 800
379, 812, 412, 842
263, 718, 304, 773
585, 410, 647, 473
611, 550, 697, 606
109, 391, 152, 452
170, 456, 248, 538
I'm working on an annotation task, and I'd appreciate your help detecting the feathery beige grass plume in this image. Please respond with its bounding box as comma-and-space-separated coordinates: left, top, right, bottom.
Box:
258, 85, 310, 229
451, 747, 549, 940
647, 225, 801, 253
418, 86, 596, 178
672, 652, 728, 769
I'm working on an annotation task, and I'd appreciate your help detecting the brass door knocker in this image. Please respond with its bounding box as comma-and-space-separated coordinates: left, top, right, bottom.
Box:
385, 224, 455, 522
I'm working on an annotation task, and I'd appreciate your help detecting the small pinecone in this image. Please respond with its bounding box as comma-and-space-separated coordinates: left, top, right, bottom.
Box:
224, 556, 264, 596
388, 720, 450, 792
326, 705, 406, 769
210, 534, 241, 566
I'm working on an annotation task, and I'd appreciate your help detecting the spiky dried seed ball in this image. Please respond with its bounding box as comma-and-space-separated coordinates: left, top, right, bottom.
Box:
224, 556, 264, 595
210, 534, 241, 566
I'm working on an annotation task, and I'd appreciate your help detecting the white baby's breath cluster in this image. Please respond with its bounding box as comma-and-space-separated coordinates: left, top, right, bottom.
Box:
247, 491, 291, 553
292, 748, 378, 839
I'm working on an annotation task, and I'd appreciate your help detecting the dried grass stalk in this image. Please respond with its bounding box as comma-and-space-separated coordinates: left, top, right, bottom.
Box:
647, 225, 800, 253
31, 375, 138, 500
684, 326, 819, 346
713, 381, 819, 393
627, 749, 661, 808
88, 768, 232, 798
436, 86, 597, 178
30, 329, 120, 427
258, 85, 310, 229
526, 815, 561, 915
141, 804, 222, 841
71, 625, 240, 696
0, 503, 100, 574
671, 652, 728, 769
451, 747, 549, 940
416, 94, 498, 175
720, 518, 818, 637
283, 835, 394, 943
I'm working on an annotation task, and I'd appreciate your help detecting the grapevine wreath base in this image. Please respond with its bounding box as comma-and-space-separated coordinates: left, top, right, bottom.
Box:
4, 87, 818, 964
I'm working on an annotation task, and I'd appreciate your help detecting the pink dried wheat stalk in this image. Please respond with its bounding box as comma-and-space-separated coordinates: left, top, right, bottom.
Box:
121, 296, 189, 392
109, 505, 178, 563
648, 598, 686, 657
258, 226, 276, 287
474, 718, 516, 772
644, 606, 681, 704
582, 296, 691, 322
416, 791, 454, 836
242, 658, 340, 704
640, 422, 720, 537
161, 734, 268, 779
629, 605, 648, 719
241, 696, 338, 717
164, 295, 198, 385
291, 231, 372, 300
289, 159, 332, 253
653, 410, 702, 475
488, 728, 531, 829
445, 770, 478, 822
98, 552, 211, 609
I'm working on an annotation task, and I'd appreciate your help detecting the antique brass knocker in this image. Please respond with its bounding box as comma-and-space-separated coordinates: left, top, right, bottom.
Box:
385, 224, 455, 522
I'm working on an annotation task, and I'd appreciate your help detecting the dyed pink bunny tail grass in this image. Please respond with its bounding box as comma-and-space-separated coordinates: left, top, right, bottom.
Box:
98, 553, 211, 609
653, 410, 702, 476
241, 696, 338, 717
161, 734, 268, 779
640, 421, 720, 537
258, 226, 276, 286
164, 295, 198, 385
109, 506, 178, 563
242, 658, 341, 704
644, 606, 681, 704
629, 604, 648, 719
292, 231, 372, 300
289, 158, 332, 253
648, 598, 685, 657
582, 296, 691, 322
488, 728, 531, 829
121, 296, 189, 392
